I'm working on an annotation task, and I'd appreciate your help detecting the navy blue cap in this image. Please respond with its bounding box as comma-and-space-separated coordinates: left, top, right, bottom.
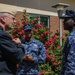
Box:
23, 24, 33, 30
61, 10, 75, 19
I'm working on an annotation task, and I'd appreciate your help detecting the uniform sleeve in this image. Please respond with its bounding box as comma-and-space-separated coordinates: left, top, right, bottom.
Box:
64, 40, 75, 75
0, 33, 25, 63
33, 43, 46, 63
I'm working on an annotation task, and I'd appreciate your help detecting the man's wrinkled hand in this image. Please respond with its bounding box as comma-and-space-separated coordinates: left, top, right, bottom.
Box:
13, 38, 21, 44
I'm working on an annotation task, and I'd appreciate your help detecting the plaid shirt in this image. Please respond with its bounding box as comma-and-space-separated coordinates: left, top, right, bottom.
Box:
60, 29, 75, 75
17, 38, 46, 75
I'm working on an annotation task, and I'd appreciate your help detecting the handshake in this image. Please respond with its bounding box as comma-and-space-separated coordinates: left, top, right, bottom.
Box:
23, 53, 34, 62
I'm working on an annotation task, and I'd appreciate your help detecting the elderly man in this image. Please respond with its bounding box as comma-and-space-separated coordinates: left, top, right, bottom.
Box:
60, 10, 75, 75
0, 12, 26, 75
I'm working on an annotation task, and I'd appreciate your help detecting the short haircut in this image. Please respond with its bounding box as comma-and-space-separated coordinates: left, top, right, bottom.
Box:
0, 12, 14, 18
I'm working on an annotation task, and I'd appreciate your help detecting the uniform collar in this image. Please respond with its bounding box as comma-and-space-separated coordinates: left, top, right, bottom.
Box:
24, 38, 35, 44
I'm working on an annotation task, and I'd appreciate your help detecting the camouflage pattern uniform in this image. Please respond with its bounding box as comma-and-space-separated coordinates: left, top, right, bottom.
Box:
17, 38, 46, 75
60, 29, 75, 75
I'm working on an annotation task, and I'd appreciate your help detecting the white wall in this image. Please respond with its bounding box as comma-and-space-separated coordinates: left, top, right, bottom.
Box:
0, 0, 75, 16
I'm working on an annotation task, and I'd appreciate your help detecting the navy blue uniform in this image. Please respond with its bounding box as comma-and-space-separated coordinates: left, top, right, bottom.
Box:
0, 26, 25, 75
60, 29, 75, 75
17, 38, 46, 75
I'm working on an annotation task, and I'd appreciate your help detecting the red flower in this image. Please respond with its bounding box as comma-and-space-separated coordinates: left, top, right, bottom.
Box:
23, 35, 26, 38
19, 31, 23, 35
43, 31, 47, 35
40, 34, 44, 38
21, 30, 24, 33
52, 54, 54, 57
42, 70, 46, 73
38, 72, 42, 75
32, 21, 35, 24
53, 62, 57, 66
17, 26, 21, 29
46, 48, 49, 53
58, 61, 60, 65
13, 35, 17, 38
34, 29, 38, 33
13, 29, 17, 33
22, 20, 28, 24
46, 54, 50, 59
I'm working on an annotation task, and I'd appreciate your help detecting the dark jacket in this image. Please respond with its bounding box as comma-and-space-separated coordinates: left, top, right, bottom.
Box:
0, 26, 25, 75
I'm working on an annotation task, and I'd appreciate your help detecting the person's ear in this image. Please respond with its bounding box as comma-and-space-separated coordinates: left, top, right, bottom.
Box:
0, 16, 5, 24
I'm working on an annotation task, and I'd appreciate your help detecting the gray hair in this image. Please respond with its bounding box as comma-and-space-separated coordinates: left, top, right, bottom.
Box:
0, 12, 14, 18
0, 12, 5, 18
